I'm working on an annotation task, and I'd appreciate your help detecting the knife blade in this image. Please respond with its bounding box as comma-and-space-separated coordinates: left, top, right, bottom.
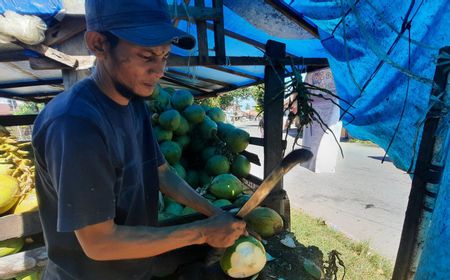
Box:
236, 148, 313, 218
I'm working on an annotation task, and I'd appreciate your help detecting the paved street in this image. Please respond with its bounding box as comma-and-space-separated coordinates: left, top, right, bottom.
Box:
235, 120, 411, 261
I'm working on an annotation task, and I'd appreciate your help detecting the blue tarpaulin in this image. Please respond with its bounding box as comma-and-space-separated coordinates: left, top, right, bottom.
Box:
292, 0, 449, 173
291, 1, 449, 278
0, 0, 62, 23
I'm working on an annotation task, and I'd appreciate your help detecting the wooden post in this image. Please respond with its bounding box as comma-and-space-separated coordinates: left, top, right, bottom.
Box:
59, 33, 91, 89
393, 46, 450, 280
212, 0, 225, 65
195, 0, 209, 65
263, 40, 288, 225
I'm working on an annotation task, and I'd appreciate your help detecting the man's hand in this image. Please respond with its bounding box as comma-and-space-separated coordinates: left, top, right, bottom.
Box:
202, 213, 246, 248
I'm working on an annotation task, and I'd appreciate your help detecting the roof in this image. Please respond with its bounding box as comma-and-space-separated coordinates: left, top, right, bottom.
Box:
0, 0, 329, 102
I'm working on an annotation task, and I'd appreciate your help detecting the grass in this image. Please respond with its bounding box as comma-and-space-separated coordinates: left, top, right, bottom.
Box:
291, 209, 394, 280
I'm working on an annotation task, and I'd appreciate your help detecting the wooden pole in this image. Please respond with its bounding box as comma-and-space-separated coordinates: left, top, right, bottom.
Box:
59, 33, 91, 89
263, 40, 290, 226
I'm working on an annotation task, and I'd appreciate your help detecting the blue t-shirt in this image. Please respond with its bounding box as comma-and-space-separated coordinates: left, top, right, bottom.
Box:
32, 78, 165, 280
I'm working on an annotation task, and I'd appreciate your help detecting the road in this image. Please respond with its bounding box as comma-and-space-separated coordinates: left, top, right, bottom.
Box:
235, 120, 411, 261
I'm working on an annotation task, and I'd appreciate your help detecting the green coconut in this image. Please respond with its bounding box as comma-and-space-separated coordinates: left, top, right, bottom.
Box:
244, 207, 284, 238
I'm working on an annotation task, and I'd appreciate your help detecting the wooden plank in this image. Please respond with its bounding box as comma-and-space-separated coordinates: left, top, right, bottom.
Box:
244, 174, 263, 186
44, 17, 86, 46
0, 90, 60, 102
165, 69, 231, 87
210, 79, 264, 96
168, 56, 328, 66
29, 55, 96, 71
249, 136, 264, 146
207, 65, 261, 80
15, 42, 78, 68
205, 22, 301, 59
212, 0, 226, 65
30, 55, 327, 70
263, 40, 285, 193
0, 50, 28, 62
59, 33, 92, 89
0, 78, 62, 89
161, 76, 211, 95
0, 114, 38, 127
169, 5, 221, 20
0, 212, 42, 241
241, 150, 261, 166
0, 246, 47, 279
264, 0, 319, 38
195, 0, 209, 64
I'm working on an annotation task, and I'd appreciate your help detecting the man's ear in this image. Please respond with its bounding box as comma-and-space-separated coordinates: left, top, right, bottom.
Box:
85, 31, 109, 60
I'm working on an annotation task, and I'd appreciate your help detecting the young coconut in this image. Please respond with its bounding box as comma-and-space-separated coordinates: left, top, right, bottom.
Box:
244, 207, 284, 238
220, 236, 266, 278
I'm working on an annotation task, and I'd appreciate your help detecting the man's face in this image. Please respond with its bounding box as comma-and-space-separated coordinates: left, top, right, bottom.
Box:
105, 39, 170, 98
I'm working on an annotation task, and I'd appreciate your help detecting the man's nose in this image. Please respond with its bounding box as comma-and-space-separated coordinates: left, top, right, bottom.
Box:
149, 61, 166, 79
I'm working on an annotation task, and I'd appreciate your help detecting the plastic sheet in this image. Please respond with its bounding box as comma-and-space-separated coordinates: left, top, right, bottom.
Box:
0, 0, 62, 23
0, 11, 47, 45
291, 0, 450, 173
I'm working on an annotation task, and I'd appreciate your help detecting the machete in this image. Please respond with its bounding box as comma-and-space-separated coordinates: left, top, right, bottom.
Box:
236, 148, 313, 218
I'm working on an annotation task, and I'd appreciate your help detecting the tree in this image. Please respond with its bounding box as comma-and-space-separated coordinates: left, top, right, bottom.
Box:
197, 85, 263, 111
13, 102, 42, 115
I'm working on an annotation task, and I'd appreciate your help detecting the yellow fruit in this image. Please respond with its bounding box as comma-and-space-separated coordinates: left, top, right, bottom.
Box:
13, 189, 38, 214
0, 238, 24, 257
0, 174, 20, 214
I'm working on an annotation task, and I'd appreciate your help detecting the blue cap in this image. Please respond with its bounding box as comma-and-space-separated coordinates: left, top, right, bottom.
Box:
85, 0, 196, 50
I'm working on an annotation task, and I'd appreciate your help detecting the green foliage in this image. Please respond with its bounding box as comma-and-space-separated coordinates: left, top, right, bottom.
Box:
253, 84, 265, 114
197, 85, 263, 111
291, 210, 393, 280
13, 102, 42, 115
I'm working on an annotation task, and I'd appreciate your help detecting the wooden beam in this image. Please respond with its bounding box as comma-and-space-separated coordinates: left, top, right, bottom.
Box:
29, 55, 95, 71
212, 0, 226, 65
249, 136, 264, 146
263, 39, 285, 201
241, 150, 261, 166
15, 42, 78, 68
264, 0, 319, 38
0, 50, 28, 62
207, 22, 265, 50
0, 212, 41, 241
166, 69, 231, 87
169, 5, 221, 20
0, 78, 63, 89
207, 65, 262, 80
168, 55, 328, 66
29, 54, 327, 70
210, 80, 264, 96
195, 0, 209, 64
161, 76, 210, 94
0, 90, 61, 100
58, 33, 91, 90
0, 114, 38, 127
206, 22, 304, 60
44, 17, 86, 46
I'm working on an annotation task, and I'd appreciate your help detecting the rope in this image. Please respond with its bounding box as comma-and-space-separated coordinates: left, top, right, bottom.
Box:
382, 27, 412, 164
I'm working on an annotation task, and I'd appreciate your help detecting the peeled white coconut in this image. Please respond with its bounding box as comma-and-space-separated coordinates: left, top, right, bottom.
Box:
220, 236, 267, 278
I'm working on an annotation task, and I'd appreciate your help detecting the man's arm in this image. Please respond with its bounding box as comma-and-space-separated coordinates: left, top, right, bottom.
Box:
158, 163, 221, 216
75, 213, 245, 261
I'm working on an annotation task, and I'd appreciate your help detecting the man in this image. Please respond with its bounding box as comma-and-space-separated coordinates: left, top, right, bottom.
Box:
31, 0, 246, 279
